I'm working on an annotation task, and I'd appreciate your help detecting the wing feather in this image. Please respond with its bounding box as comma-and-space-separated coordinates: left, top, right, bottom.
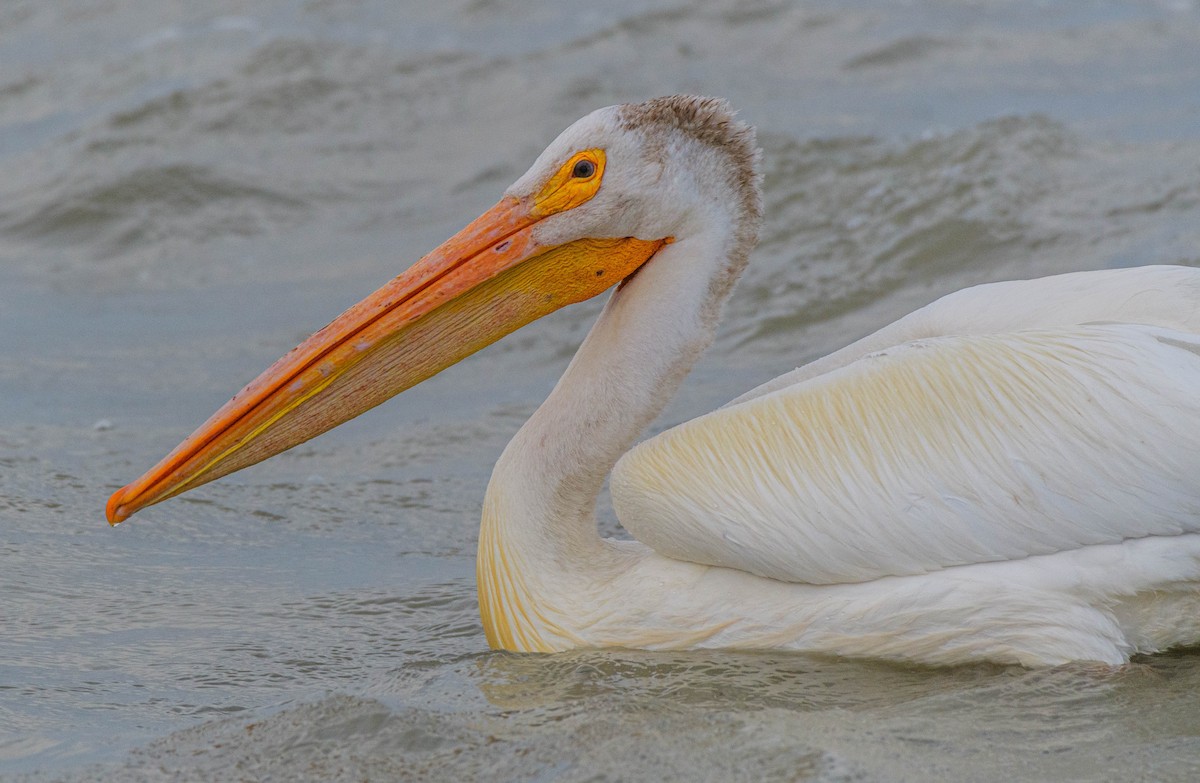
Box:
612, 322, 1200, 584
728, 265, 1200, 407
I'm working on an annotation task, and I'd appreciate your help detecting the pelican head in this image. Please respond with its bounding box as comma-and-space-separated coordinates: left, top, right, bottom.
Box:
106, 95, 761, 523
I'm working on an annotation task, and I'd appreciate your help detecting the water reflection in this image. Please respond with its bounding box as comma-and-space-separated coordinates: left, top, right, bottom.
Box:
81, 649, 1200, 781
473, 648, 997, 715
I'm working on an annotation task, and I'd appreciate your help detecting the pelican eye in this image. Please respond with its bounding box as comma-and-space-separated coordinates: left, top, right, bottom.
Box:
572, 159, 597, 179
533, 148, 606, 216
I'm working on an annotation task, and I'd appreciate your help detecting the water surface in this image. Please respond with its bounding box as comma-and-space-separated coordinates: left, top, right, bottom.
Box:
3, 0, 1200, 779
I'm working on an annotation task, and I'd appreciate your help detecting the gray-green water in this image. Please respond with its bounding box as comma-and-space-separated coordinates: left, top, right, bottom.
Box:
3, 0, 1200, 780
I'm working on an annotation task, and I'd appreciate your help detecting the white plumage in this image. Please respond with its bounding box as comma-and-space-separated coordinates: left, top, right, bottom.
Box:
475, 101, 1200, 665
614, 268, 1200, 585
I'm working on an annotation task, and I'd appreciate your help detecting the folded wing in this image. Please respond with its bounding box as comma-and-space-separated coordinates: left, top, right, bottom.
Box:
612, 275, 1200, 584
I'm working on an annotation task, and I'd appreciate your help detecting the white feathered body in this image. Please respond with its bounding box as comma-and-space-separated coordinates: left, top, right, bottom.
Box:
481, 264, 1200, 666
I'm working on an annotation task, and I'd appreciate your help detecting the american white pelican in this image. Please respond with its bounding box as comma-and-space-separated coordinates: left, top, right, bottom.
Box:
107, 96, 1200, 667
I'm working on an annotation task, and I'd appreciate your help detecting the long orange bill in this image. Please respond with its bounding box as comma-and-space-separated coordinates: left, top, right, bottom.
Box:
106, 196, 666, 524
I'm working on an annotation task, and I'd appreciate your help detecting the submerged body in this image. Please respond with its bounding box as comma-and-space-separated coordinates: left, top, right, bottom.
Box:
108, 97, 1200, 666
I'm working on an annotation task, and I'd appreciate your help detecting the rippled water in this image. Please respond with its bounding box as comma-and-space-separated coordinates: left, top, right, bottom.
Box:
3, 0, 1200, 780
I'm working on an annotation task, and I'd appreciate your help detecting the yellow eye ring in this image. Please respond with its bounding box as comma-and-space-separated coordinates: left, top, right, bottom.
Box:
533, 149, 607, 217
